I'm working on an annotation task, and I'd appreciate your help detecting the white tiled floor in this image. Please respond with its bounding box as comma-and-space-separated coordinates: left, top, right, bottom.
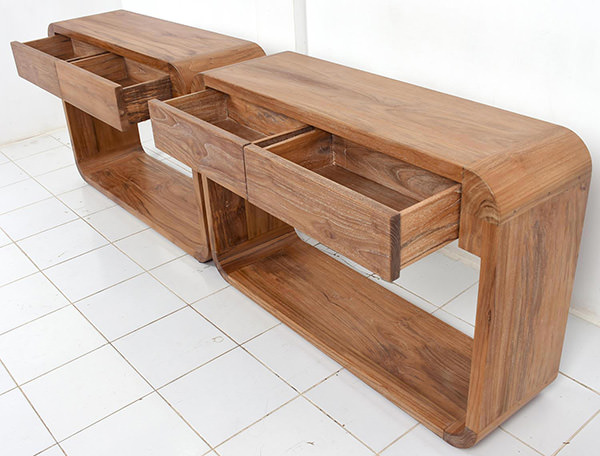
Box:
0, 129, 599, 455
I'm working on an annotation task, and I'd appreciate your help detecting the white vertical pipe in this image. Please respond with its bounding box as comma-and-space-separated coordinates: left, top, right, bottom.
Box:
293, 0, 308, 54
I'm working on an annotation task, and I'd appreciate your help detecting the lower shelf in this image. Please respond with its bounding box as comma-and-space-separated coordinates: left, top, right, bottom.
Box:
224, 235, 473, 437
79, 148, 209, 260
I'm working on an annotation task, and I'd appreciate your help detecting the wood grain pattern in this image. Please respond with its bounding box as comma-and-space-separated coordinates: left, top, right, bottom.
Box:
194, 52, 591, 448
245, 141, 402, 281
11, 35, 105, 97
459, 177, 590, 445
202, 52, 591, 227
48, 10, 265, 95
56, 53, 172, 130
64, 102, 210, 261
244, 128, 459, 281
149, 89, 309, 198
199, 176, 471, 438
149, 93, 248, 197
56, 58, 124, 130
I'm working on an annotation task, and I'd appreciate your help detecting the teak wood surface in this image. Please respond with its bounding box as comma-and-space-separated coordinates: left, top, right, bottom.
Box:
13, 12, 592, 448
150, 51, 590, 447
12, 10, 266, 261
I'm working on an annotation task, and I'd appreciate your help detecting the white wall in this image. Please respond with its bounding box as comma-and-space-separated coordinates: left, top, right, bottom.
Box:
0, 0, 121, 144
3, 0, 599, 321
121, 0, 296, 55
303, 0, 600, 322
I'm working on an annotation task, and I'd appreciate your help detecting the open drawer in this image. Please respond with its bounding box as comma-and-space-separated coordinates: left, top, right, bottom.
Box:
244, 129, 461, 281
12, 35, 172, 131
11, 34, 106, 97
148, 89, 308, 196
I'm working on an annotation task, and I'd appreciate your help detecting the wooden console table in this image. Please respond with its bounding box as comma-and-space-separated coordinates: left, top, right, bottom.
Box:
11, 10, 265, 261
149, 52, 591, 447
13, 11, 591, 448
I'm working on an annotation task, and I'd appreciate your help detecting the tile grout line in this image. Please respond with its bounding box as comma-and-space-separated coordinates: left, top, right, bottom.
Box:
551, 408, 600, 456
0, 357, 66, 454
3, 131, 600, 453
375, 422, 421, 455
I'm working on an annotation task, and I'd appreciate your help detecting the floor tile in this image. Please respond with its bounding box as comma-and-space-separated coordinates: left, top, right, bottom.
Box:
49, 127, 71, 147
138, 120, 154, 143
115, 229, 186, 269
36, 165, 87, 195
0, 135, 63, 161
0, 179, 51, 214
44, 245, 143, 302
218, 397, 371, 456
501, 374, 600, 455
22, 345, 152, 441
151, 258, 227, 303
115, 307, 235, 388
0, 362, 16, 394
61, 393, 210, 456
161, 347, 296, 446
0, 162, 29, 188
15, 145, 73, 176
0, 151, 8, 164
369, 275, 438, 313
558, 412, 600, 456
37, 445, 65, 456
0, 228, 10, 246
244, 324, 340, 392
442, 283, 478, 326
84, 205, 148, 242
18, 219, 108, 269
306, 370, 416, 452
77, 273, 185, 341
0, 244, 37, 287
193, 286, 280, 343
0, 389, 55, 456
58, 186, 115, 216
382, 425, 538, 456
560, 314, 600, 392
0, 273, 69, 334
0, 306, 105, 384
394, 250, 479, 306
0, 197, 77, 241
295, 230, 319, 246
143, 143, 168, 161
432, 309, 475, 337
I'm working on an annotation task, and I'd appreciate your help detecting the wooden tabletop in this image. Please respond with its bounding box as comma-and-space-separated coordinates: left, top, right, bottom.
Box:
49, 10, 264, 94
203, 51, 590, 222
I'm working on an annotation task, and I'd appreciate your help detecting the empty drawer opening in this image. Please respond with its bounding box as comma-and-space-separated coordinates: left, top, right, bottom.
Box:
163, 89, 309, 142
245, 127, 461, 280
260, 128, 457, 211
61, 53, 173, 127
23, 34, 106, 62
71, 53, 170, 89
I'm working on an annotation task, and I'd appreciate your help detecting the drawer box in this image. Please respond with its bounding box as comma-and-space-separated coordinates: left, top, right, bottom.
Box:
149, 89, 307, 196
245, 129, 461, 281
11, 34, 106, 97
12, 35, 172, 131
56, 53, 171, 130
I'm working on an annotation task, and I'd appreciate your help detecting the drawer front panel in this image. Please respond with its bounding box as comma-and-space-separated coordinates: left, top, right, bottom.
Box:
56, 59, 124, 130
149, 98, 247, 197
11, 41, 62, 97
245, 144, 401, 280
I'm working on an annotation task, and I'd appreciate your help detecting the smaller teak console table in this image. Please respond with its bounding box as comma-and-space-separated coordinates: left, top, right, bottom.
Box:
13, 11, 591, 448
149, 52, 591, 447
11, 10, 265, 261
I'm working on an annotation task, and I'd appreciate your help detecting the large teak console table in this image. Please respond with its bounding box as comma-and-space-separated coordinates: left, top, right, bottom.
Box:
11, 10, 265, 261
149, 52, 591, 447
